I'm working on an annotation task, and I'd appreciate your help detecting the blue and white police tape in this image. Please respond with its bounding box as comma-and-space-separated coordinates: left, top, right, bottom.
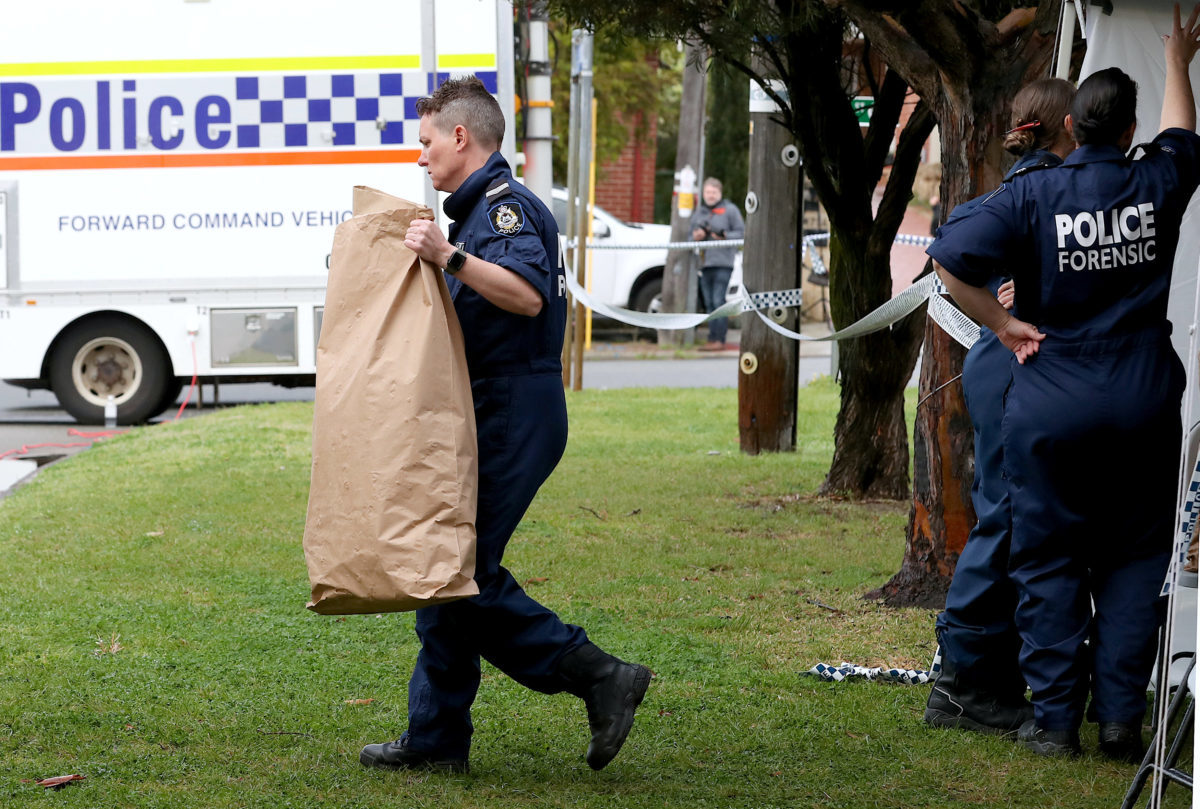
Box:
740, 275, 979, 351
561, 266, 980, 349
571, 238, 746, 252
1162, 450, 1200, 596
800, 232, 935, 279
806, 662, 935, 685
807, 646, 942, 686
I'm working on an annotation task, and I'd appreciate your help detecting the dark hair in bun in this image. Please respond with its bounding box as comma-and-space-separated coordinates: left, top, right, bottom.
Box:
1070, 67, 1138, 146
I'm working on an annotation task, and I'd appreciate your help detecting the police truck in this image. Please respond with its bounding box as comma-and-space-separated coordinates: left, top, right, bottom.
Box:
0, 0, 515, 423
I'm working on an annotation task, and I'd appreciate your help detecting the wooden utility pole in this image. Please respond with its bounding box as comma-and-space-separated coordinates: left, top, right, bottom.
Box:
658, 39, 707, 347
738, 63, 800, 454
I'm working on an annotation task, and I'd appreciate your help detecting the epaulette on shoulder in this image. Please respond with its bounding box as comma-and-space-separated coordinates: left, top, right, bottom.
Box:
980, 184, 1009, 206
1008, 158, 1057, 179
485, 178, 514, 202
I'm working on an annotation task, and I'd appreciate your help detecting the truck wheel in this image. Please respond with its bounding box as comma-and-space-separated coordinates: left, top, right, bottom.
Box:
631, 276, 662, 313
156, 378, 185, 415
49, 317, 172, 425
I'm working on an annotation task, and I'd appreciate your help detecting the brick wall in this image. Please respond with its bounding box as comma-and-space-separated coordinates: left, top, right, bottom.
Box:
594, 112, 658, 223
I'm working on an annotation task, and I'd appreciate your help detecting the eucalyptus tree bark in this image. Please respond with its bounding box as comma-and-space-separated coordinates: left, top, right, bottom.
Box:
833, 1, 1062, 607
817, 70, 934, 498
754, 13, 931, 487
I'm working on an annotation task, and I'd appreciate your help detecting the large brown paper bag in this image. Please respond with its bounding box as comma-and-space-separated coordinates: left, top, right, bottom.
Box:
303, 186, 479, 614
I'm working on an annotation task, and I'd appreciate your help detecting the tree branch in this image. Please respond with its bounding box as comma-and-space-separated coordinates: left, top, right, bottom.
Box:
869, 99, 935, 259
828, 4, 940, 102
862, 69, 908, 191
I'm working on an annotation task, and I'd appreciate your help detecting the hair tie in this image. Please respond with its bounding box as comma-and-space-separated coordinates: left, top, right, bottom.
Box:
1004, 120, 1041, 136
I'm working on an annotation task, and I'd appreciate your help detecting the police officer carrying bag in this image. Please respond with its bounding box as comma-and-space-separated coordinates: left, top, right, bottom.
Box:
302, 185, 480, 615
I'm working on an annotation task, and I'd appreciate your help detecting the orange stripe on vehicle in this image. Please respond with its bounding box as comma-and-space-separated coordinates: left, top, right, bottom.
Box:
0, 150, 421, 170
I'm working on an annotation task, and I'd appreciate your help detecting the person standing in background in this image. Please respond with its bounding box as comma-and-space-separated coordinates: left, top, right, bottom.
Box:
690, 178, 744, 350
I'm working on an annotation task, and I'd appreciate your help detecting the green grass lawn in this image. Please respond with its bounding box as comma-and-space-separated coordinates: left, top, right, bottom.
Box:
0, 379, 1178, 807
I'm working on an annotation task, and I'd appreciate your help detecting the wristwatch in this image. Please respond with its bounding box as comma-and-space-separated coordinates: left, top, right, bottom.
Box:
445, 248, 468, 274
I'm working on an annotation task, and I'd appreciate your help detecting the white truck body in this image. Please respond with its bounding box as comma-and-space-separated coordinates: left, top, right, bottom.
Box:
0, 0, 514, 422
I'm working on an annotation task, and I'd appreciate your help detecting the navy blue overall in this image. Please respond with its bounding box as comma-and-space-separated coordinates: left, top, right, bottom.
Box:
929, 129, 1200, 731
404, 152, 587, 759
935, 149, 1062, 698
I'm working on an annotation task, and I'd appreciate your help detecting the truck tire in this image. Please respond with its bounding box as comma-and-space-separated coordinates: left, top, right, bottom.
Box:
156, 378, 185, 415
631, 275, 663, 313
49, 317, 173, 425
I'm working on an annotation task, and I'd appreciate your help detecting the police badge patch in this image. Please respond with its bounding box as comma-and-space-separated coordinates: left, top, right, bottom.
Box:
489, 202, 525, 236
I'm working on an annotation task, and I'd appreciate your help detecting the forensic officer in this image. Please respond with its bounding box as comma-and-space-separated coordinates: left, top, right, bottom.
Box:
930, 5, 1200, 758
359, 76, 651, 774
925, 78, 1076, 737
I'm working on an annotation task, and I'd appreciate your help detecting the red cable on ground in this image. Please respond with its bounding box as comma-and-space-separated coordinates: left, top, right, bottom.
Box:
174, 337, 199, 421
67, 428, 126, 439
2, 337, 199, 462
0, 428, 128, 462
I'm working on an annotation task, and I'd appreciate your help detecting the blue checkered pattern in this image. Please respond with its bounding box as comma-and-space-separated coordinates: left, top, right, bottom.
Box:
229, 71, 498, 149
806, 661, 935, 685
1162, 451, 1200, 596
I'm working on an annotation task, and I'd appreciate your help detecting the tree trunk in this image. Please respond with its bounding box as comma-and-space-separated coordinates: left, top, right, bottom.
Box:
815, 89, 933, 499
819, 224, 926, 497
872, 91, 1011, 605
867, 319, 973, 607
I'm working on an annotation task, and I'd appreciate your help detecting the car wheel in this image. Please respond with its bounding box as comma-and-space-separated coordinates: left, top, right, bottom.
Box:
631, 276, 662, 313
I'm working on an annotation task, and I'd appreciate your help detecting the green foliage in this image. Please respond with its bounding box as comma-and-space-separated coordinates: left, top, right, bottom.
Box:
703, 57, 750, 216
0, 388, 1164, 807
520, 20, 665, 187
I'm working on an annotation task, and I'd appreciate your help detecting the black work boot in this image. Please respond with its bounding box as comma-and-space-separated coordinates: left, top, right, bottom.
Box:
558, 642, 652, 770
1098, 721, 1145, 763
924, 655, 1034, 736
1018, 719, 1082, 758
359, 736, 469, 774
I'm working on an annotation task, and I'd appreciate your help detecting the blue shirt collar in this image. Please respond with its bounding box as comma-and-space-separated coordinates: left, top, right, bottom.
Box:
1004, 148, 1062, 180
1062, 143, 1128, 167
444, 151, 510, 220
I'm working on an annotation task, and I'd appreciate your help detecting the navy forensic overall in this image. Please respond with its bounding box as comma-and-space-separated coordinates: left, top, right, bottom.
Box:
404, 152, 588, 759
935, 150, 1062, 697
929, 129, 1200, 731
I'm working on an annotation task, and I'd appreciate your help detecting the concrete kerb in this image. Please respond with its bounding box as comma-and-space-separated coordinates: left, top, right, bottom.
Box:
0, 458, 39, 498
0, 423, 104, 503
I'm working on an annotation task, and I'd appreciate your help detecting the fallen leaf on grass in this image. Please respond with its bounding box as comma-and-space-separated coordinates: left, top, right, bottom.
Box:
36, 774, 86, 789
345, 698, 375, 705
658, 709, 673, 716
144, 531, 164, 537
524, 577, 549, 585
